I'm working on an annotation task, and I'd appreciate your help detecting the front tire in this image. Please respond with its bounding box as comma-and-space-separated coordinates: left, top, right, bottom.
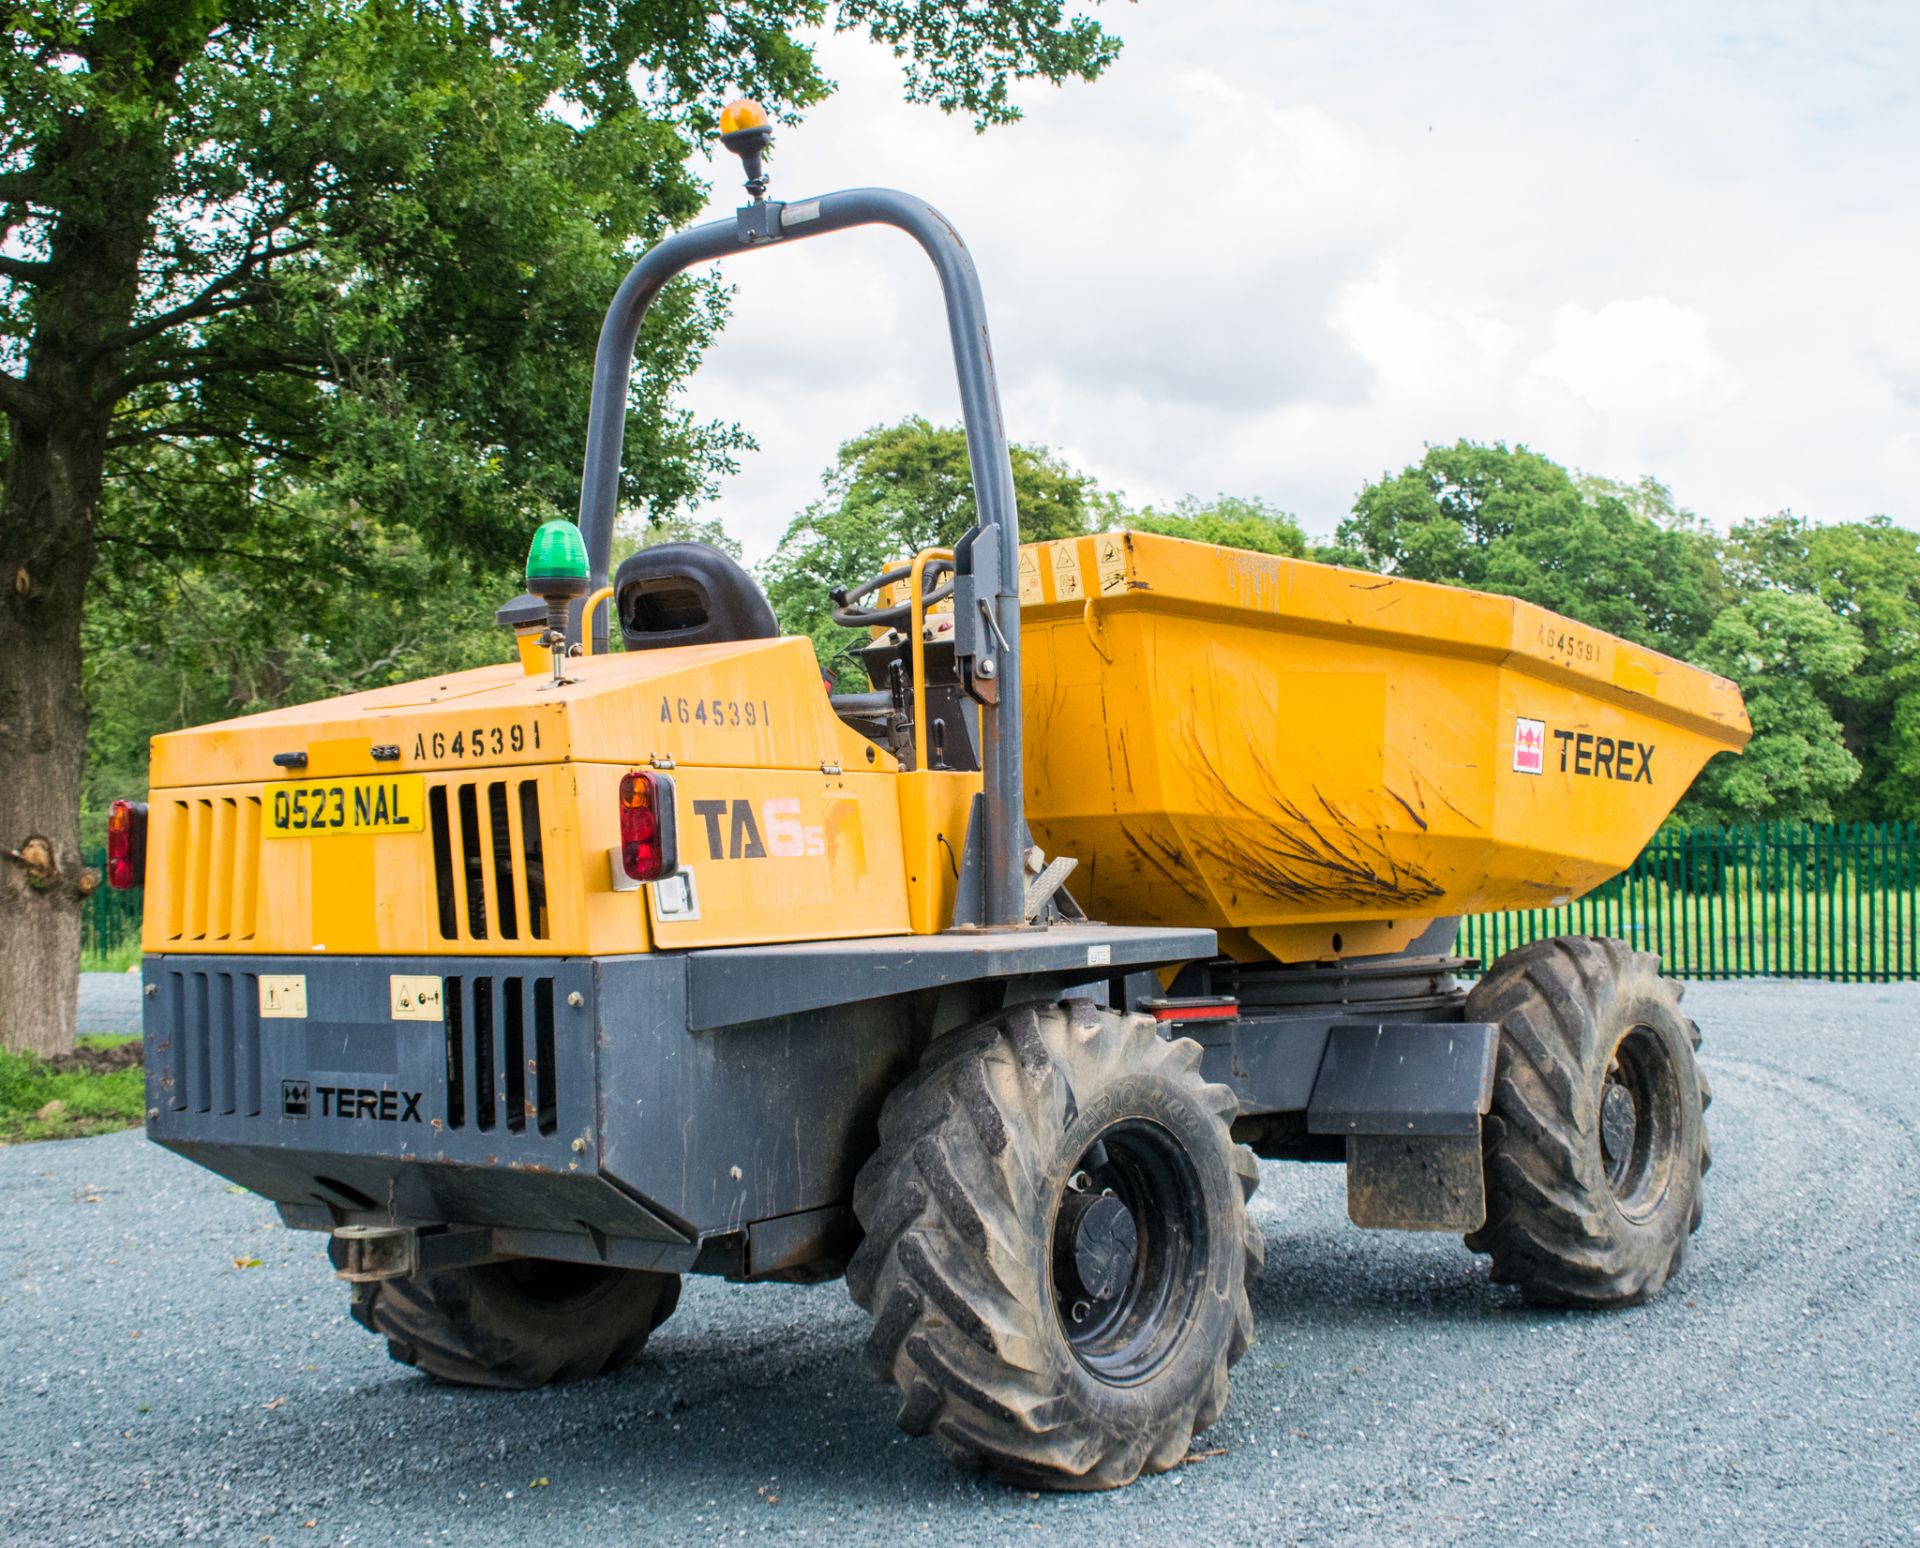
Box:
847, 999, 1262, 1490
332, 1247, 681, 1390
1464, 936, 1708, 1307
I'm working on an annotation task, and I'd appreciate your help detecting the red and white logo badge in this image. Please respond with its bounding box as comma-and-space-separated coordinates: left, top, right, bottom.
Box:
1513, 717, 1546, 774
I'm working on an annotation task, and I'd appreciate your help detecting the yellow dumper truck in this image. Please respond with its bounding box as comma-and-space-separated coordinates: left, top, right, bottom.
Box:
120, 107, 1749, 1490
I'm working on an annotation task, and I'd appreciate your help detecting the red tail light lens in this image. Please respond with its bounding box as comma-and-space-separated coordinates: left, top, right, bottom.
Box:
106, 799, 148, 890
618, 771, 678, 883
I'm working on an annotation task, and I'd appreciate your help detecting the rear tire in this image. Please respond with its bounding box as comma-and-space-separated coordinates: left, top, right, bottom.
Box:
846, 999, 1262, 1490
1464, 936, 1708, 1307
331, 1246, 681, 1390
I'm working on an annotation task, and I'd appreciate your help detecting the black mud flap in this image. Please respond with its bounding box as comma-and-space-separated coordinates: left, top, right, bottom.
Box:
1306, 1022, 1500, 1232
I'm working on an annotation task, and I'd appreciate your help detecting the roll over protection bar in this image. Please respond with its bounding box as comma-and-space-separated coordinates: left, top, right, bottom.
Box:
569, 187, 1027, 931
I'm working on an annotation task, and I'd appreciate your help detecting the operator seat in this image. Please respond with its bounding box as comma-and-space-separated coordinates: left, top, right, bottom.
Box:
614, 541, 779, 651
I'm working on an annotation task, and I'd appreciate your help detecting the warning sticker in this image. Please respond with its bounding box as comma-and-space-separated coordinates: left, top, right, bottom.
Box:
1049, 541, 1085, 602
259, 975, 308, 1019
1018, 546, 1042, 604
389, 975, 444, 1022
1094, 533, 1128, 595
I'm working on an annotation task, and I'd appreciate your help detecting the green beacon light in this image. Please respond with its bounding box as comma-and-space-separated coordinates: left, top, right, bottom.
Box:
526, 518, 591, 683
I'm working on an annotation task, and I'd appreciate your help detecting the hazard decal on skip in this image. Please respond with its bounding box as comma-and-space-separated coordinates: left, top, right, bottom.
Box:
1049, 540, 1084, 601
1018, 546, 1042, 604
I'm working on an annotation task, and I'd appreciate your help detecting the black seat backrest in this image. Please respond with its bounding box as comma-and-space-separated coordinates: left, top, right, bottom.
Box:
613, 541, 779, 651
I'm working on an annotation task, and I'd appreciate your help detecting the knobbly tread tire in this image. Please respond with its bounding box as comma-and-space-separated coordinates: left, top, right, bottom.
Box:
330, 1247, 681, 1390
846, 998, 1263, 1491
1463, 935, 1708, 1307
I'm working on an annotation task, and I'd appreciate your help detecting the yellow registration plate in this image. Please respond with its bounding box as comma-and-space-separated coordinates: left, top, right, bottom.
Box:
265, 776, 426, 838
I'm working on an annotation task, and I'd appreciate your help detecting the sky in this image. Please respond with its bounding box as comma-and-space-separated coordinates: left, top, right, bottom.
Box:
665, 1, 1920, 560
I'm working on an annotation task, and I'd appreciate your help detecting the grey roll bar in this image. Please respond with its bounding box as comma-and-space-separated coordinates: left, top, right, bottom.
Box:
570, 188, 1026, 932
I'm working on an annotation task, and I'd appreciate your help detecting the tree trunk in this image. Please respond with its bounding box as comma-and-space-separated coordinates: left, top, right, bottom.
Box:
0, 423, 100, 1057
0, 13, 184, 1055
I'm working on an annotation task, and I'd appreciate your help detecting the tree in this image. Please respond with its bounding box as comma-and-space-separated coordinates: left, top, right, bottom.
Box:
1683, 593, 1865, 823
1574, 471, 1691, 528
1337, 441, 1728, 656
1129, 495, 1307, 557
1725, 513, 1920, 821
0, 1, 1125, 1055
764, 417, 1105, 669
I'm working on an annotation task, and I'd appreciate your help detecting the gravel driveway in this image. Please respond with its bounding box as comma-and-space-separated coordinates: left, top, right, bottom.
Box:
4, 980, 1916, 1546
76, 972, 143, 1036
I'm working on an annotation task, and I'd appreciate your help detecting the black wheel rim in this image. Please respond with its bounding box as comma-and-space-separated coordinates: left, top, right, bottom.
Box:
1050, 1119, 1208, 1384
1599, 1025, 1684, 1219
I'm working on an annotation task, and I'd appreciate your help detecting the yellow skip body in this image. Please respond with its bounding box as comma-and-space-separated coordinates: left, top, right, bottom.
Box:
1021, 531, 1750, 961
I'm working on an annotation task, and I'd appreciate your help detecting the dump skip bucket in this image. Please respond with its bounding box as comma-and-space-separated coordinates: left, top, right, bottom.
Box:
1019, 532, 1750, 964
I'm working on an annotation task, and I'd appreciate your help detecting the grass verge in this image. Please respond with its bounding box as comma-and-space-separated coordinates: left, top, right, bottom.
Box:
80, 940, 142, 974
0, 1034, 145, 1144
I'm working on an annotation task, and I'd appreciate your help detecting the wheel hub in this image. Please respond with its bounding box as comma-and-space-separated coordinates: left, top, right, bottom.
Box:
1600, 1078, 1637, 1184
1056, 1191, 1138, 1304
1596, 1026, 1687, 1215
1048, 1120, 1209, 1383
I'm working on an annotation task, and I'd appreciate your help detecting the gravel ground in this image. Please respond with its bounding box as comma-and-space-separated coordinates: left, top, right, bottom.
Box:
3, 979, 1917, 1546
76, 972, 143, 1037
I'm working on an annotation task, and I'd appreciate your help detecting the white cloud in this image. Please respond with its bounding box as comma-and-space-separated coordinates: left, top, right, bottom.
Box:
1333, 260, 1524, 399
1529, 298, 1742, 418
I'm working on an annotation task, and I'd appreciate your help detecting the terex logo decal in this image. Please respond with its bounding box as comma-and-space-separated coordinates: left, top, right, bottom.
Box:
1514, 718, 1546, 774
1515, 720, 1658, 783
691, 798, 825, 860
284, 1084, 423, 1123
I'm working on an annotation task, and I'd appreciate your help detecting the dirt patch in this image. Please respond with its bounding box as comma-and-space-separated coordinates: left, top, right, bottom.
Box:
45, 1042, 144, 1077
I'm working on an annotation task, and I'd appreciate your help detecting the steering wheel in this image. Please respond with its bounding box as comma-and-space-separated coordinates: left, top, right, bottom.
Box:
831, 557, 956, 630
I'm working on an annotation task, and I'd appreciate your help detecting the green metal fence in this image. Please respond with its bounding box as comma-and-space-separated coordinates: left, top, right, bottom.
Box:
82, 846, 144, 966
1458, 822, 1920, 982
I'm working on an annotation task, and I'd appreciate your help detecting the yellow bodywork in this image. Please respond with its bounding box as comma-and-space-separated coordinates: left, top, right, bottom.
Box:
144, 530, 1747, 965
142, 636, 973, 957
1020, 532, 1750, 961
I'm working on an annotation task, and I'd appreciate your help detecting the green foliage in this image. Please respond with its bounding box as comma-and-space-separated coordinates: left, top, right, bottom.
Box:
1128, 495, 1307, 557
1725, 514, 1920, 820
24, 3, 755, 572
836, 0, 1124, 128
6, 0, 1126, 565
1886, 693, 1920, 820
763, 417, 1105, 669
1338, 441, 1728, 655
1573, 472, 1692, 527
1677, 593, 1865, 822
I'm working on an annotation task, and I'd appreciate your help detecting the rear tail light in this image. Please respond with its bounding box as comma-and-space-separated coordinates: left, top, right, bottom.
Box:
106, 799, 148, 890
617, 771, 678, 883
